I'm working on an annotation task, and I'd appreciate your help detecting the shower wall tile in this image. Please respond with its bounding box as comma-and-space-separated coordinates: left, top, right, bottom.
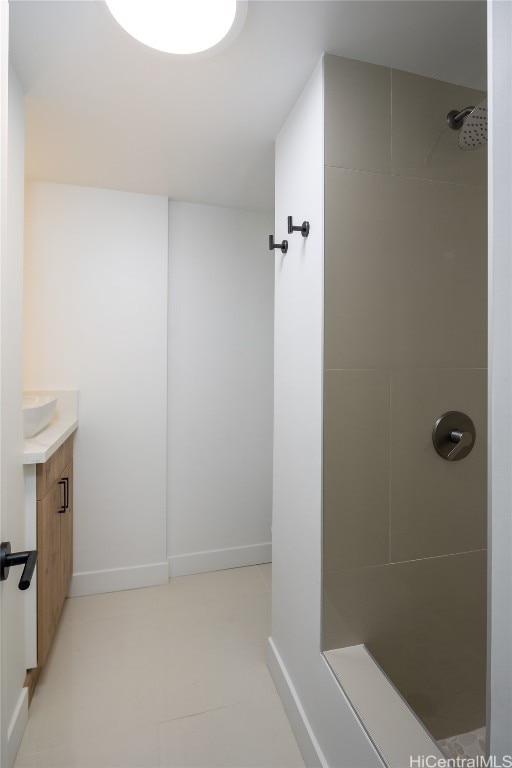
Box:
324, 54, 391, 174
323, 370, 390, 572
389, 368, 487, 563
322, 54, 488, 747
391, 69, 486, 187
324, 166, 487, 370
324, 167, 395, 369
323, 549, 487, 740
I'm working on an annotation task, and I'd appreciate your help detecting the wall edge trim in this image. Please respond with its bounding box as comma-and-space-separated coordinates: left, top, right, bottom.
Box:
267, 636, 327, 768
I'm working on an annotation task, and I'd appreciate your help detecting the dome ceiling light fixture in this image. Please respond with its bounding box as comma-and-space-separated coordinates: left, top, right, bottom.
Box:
105, 0, 247, 56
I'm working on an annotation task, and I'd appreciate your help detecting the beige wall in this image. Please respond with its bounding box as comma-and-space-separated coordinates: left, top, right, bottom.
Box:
322, 54, 487, 740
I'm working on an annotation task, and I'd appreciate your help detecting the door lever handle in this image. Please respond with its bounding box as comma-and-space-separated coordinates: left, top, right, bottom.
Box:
0, 542, 38, 590
448, 429, 473, 460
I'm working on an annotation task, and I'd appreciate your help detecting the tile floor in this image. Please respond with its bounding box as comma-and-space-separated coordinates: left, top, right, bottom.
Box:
15, 564, 305, 768
438, 727, 487, 761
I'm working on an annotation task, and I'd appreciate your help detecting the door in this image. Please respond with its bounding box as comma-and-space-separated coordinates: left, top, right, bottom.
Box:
1, 4, 31, 765
0, 3, 7, 762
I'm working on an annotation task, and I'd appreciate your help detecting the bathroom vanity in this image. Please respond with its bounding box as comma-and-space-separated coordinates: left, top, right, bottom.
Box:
23, 390, 78, 700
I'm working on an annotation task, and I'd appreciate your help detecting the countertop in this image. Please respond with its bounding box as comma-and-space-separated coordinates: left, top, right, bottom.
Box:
23, 389, 78, 464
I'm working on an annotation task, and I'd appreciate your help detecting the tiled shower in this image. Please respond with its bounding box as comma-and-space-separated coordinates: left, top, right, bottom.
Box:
321, 55, 487, 745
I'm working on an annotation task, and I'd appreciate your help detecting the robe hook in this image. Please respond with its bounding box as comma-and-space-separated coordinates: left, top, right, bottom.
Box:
269, 235, 288, 254
287, 216, 310, 238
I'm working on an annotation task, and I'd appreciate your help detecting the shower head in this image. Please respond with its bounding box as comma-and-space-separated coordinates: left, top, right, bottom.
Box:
446, 99, 487, 151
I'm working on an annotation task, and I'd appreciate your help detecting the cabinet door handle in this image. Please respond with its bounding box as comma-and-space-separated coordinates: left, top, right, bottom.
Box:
58, 478, 68, 513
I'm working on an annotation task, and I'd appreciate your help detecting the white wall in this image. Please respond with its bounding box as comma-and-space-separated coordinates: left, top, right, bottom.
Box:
269, 59, 382, 768
24, 182, 169, 595
167, 202, 274, 576
488, 0, 512, 758
1, 57, 28, 764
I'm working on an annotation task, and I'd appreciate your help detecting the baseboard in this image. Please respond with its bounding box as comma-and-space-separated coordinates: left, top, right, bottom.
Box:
8, 687, 28, 767
69, 561, 169, 597
168, 542, 272, 577
267, 636, 327, 768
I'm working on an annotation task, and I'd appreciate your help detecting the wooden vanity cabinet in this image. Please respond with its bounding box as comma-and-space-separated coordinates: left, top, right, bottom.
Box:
36, 435, 73, 667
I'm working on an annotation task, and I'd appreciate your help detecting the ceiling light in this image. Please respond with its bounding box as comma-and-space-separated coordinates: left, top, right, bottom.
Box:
105, 0, 244, 55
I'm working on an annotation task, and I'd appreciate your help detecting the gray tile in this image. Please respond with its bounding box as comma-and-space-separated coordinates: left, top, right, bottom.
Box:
391, 69, 486, 187
390, 368, 487, 562
323, 370, 390, 572
324, 167, 395, 369
324, 167, 487, 370
325, 54, 391, 174
323, 550, 487, 740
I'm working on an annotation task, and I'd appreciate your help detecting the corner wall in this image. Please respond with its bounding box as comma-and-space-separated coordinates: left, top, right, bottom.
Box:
270, 58, 382, 768
24, 182, 169, 595
167, 202, 274, 576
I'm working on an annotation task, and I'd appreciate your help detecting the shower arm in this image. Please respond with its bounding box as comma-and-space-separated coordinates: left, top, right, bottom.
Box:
446, 106, 475, 130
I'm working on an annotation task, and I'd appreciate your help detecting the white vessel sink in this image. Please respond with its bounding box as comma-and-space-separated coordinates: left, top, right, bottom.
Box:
23, 395, 57, 438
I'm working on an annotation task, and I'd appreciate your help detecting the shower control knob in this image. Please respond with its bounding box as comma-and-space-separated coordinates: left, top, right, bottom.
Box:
432, 411, 476, 461
448, 430, 473, 460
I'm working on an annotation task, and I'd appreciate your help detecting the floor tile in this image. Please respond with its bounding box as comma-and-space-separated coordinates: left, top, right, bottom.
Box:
158, 695, 305, 768
156, 592, 275, 722
19, 612, 161, 754
16, 565, 302, 768
60, 584, 158, 625
15, 725, 159, 767
154, 566, 268, 611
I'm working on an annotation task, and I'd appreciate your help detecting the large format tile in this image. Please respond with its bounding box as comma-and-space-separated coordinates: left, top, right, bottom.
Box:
324, 54, 391, 174
391, 69, 486, 187
324, 167, 395, 369
19, 612, 161, 755
60, 584, 158, 626
323, 370, 390, 571
153, 565, 268, 611
324, 167, 487, 369
15, 725, 159, 768
323, 550, 487, 739
17, 566, 302, 768
156, 592, 276, 722
390, 368, 487, 562
158, 695, 305, 768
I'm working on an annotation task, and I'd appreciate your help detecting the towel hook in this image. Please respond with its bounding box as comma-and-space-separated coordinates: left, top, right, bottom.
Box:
269, 235, 288, 254
288, 216, 310, 238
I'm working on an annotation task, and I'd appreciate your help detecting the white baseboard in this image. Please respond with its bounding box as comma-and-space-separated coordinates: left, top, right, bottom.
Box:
8, 687, 28, 767
168, 542, 272, 577
69, 561, 169, 597
267, 637, 327, 768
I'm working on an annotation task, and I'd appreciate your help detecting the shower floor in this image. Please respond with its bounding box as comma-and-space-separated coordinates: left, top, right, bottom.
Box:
438, 727, 487, 761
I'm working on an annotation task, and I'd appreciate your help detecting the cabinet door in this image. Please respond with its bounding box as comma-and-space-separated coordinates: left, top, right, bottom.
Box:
37, 480, 63, 666
60, 461, 73, 604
